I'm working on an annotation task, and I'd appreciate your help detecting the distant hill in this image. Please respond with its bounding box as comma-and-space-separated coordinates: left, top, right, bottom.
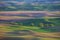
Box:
1, 0, 60, 3
0, 0, 60, 11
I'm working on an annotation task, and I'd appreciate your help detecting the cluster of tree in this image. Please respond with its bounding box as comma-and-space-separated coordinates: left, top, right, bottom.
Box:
9, 18, 55, 28
8, 18, 60, 32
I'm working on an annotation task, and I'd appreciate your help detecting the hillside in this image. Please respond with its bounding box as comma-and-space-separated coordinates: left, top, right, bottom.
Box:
0, 0, 60, 11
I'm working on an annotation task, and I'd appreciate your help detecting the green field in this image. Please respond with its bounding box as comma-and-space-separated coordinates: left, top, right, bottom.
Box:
0, 18, 60, 40
0, 18, 60, 32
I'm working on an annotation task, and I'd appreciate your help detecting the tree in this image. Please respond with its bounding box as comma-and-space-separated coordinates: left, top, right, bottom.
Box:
39, 23, 44, 28
50, 24, 54, 27
31, 23, 34, 26
44, 16, 49, 22
20, 23, 23, 26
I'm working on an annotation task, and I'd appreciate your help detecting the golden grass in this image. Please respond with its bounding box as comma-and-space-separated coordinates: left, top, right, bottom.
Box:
41, 38, 60, 40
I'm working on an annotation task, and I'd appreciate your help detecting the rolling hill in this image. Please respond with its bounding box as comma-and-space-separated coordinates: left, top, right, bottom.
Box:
0, 0, 60, 11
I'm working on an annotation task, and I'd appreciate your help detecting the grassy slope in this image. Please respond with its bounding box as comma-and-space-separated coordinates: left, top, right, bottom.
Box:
0, 18, 60, 32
